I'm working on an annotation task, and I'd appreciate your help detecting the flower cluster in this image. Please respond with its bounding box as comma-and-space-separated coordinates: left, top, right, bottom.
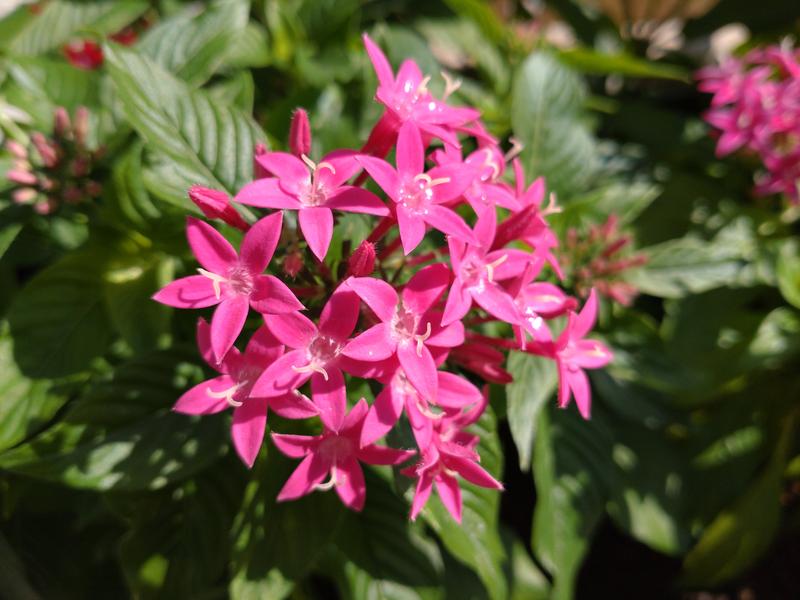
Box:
697, 42, 800, 204
5, 106, 102, 214
153, 35, 613, 522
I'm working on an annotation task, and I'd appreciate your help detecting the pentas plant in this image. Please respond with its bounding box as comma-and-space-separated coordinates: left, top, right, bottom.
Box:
697, 41, 800, 204
153, 34, 613, 523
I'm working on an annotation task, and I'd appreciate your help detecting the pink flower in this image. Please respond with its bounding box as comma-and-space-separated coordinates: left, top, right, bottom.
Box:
153, 214, 303, 362
357, 121, 476, 254
272, 399, 414, 511
235, 151, 388, 260
173, 320, 317, 467
449, 340, 512, 384
403, 394, 502, 523
509, 263, 577, 346
362, 34, 480, 151
188, 185, 249, 231
342, 263, 464, 399
442, 207, 533, 326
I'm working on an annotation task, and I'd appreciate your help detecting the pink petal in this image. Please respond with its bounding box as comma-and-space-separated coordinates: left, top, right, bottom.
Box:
240, 212, 283, 274
426, 320, 464, 348
396, 121, 425, 176
232, 397, 268, 468
250, 275, 304, 315
356, 156, 399, 201
334, 458, 366, 511
357, 443, 414, 466
472, 284, 521, 325
573, 289, 598, 339
409, 471, 434, 520
341, 397, 370, 432
362, 33, 394, 89
424, 205, 475, 243
346, 277, 398, 321
298, 206, 334, 261
269, 393, 319, 420
397, 206, 427, 255
407, 400, 434, 449
360, 386, 403, 446
473, 205, 497, 250
265, 311, 317, 348
252, 349, 309, 398
341, 323, 394, 362
276, 453, 330, 502
211, 295, 249, 362
436, 372, 482, 409
449, 456, 503, 489
572, 340, 613, 369
568, 368, 592, 419
397, 344, 438, 400
319, 286, 361, 340
173, 376, 232, 414
319, 151, 363, 188
427, 164, 475, 204
271, 432, 319, 458
311, 368, 347, 432
152, 275, 218, 309
557, 360, 571, 408
195, 318, 219, 370
401, 263, 450, 315
396, 59, 424, 90
435, 473, 463, 523
326, 187, 389, 216
243, 325, 283, 365
255, 152, 308, 190
186, 217, 237, 273
441, 280, 472, 326
234, 178, 301, 209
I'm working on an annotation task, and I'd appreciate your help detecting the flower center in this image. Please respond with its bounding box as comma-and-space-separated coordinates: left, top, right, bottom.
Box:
292, 334, 342, 381
398, 173, 450, 213
226, 265, 254, 295
390, 303, 431, 355
319, 435, 355, 461
298, 154, 336, 207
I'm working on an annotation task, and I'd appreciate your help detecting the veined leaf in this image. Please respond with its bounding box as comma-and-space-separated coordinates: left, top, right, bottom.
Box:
559, 47, 689, 81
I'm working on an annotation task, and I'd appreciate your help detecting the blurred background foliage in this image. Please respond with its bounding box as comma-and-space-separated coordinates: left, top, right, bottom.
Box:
1, 0, 799, 598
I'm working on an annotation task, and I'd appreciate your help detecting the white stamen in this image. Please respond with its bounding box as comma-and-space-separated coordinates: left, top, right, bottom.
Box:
292, 363, 329, 381
542, 192, 562, 216
482, 149, 501, 180
416, 75, 432, 97
504, 137, 524, 162
197, 268, 224, 299
416, 398, 443, 420
414, 321, 432, 356
485, 254, 508, 283
207, 383, 244, 407
441, 71, 462, 99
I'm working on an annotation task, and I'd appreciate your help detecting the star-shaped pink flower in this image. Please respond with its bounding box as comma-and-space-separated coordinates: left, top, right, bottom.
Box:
235, 151, 388, 260
153, 214, 303, 362
358, 121, 476, 255
272, 398, 415, 511
173, 320, 317, 467
342, 263, 464, 400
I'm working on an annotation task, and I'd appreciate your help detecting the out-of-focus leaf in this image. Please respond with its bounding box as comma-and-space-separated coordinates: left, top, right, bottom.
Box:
512, 51, 597, 198
555, 180, 660, 232
7, 56, 101, 114
7, 249, 113, 378
7, 0, 147, 56
681, 414, 795, 585
208, 71, 256, 113
777, 239, 800, 309
559, 47, 689, 81
104, 44, 267, 196
0, 349, 226, 490
506, 351, 558, 470
0, 532, 39, 600
423, 407, 507, 600
441, 0, 508, 47
225, 22, 271, 69
507, 536, 550, 600
138, 0, 250, 86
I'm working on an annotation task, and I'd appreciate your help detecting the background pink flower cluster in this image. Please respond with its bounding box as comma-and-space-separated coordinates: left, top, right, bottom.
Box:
153, 34, 612, 522
697, 42, 800, 204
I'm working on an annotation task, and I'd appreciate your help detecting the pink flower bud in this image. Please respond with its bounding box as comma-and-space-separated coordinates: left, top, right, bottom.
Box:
283, 251, 304, 278
85, 180, 103, 197
346, 240, 376, 277
74, 107, 89, 146
12, 187, 38, 204
289, 108, 311, 157
31, 133, 58, 168
7, 169, 37, 186
54, 107, 71, 138
6, 140, 28, 160
188, 185, 249, 231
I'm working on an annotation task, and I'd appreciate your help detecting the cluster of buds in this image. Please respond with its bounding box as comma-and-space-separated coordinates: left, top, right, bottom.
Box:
560, 215, 648, 307
154, 35, 613, 522
5, 107, 102, 215
697, 41, 800, 204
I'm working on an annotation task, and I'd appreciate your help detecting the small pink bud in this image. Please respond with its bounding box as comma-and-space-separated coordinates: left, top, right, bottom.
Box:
12, 187, 38, 204
31, 133, 58, 167
253, 143, 269, 179
85, 180, 103, 197
70, 157, 89, 177
63, 185, 83, 204
35, 197, 57, 215
188, 185, 249, 231
7, 169, 37, 186
346, 240, 376, 277
54, 107, 71, 138
283, 251, 304, 278
289, 108, 311, 157
6, 140, 28, 160
74, 107, 89, 146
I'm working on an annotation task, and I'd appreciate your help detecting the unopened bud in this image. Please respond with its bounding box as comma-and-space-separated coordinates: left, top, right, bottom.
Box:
85, 180, 103, 197
63, 185, 83, 204
7, 169, 37, 186
289, 108, 311, 157
12, 187, 38, 204
188, 185, 249, 231
283, 251, 304, 278
31, 133, 58, 168
6, 140, 28, 160
54, 107, 71, 138
346, 240, 376, 277
74, 107, 89, 146
253, 143, 269, 179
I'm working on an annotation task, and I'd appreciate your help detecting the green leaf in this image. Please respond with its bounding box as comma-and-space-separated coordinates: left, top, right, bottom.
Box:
0, 326, 72, 454
0, 349, 227, 490
423, 406, 507, 600
7, 56, 101, 113
208, 71, 256, 113
441, 0, 509, 48
104, 43, 267, 196
8, 0, 147, 56
558, 47, 689, 81
7, 249, 113, 378
138, 0, 250, 86
681, 414, 795, 585
777, 239, 800, 309
511, 51, 597, 198
225, 23, 271, 69
506, 352, 558, 470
